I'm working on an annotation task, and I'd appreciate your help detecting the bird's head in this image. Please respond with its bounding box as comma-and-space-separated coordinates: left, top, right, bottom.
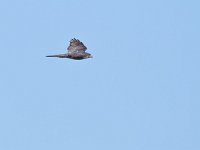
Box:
84, 53, 93, 59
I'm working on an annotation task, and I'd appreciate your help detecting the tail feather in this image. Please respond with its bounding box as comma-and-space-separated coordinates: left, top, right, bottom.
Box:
46, 54, 68, 58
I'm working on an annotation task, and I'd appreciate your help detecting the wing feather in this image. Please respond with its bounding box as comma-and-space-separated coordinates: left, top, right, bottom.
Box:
67, 38, 87, 53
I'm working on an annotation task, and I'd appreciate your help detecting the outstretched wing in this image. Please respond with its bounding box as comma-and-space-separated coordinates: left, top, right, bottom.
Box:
67, 38, 87, 53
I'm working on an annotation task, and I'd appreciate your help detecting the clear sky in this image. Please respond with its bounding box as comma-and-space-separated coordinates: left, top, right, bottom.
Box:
0, 0, 200, 150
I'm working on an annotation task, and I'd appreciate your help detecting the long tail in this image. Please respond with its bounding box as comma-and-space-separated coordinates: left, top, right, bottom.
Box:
46, 54, 68, 58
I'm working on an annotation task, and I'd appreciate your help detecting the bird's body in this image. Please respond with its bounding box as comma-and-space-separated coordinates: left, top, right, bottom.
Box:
46, 38, 92, 60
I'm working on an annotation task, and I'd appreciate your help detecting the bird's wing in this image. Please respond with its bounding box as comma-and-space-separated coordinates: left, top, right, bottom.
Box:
67, 38, 87, 53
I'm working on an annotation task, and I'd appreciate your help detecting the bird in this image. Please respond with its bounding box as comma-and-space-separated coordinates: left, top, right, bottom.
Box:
46, 38, 92, 60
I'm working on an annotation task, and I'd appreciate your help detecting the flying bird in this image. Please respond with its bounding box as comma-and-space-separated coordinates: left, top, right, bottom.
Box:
46, 38, 92, 60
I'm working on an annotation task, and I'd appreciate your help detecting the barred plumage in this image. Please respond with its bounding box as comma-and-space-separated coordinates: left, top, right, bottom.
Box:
46, 38, 92, 60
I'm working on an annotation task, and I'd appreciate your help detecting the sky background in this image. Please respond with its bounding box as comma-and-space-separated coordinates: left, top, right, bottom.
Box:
0, 0, 200, 150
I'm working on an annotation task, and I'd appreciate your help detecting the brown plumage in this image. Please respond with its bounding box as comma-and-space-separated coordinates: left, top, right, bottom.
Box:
46, 38, 92, 60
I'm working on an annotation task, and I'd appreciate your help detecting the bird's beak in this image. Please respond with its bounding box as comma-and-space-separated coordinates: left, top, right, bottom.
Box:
89, 55, 93, 58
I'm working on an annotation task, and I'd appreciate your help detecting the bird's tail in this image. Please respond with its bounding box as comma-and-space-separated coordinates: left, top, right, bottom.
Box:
46, 54, 68, 58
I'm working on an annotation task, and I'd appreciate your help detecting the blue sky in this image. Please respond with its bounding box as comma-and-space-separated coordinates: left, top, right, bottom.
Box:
0, 0, 200, 150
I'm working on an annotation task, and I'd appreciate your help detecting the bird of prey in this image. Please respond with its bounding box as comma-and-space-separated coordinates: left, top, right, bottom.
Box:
46, 38, 92, 60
